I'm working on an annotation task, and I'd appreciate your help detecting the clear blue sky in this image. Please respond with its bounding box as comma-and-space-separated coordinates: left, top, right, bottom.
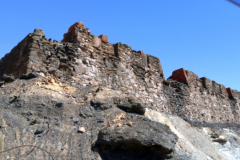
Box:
0, 0, 239, 91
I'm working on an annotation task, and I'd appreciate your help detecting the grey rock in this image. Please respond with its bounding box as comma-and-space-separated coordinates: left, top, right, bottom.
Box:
97, 117, 105, 123
33, 28, 45, 37
56, 102, 63, 108
35, 125, 47, 134
20, 72, 42, 79
117, 97, 146, 115
73, 117, 80, 123
3, 74, 15, 82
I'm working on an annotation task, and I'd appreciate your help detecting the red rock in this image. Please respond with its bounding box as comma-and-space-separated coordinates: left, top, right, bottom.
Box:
68, 22, 85, 33
138, 50, 146, 57
98, 35, 109, 43
63, 33, 67, 42
226, 88, 234, 98
171, 68, 188, 83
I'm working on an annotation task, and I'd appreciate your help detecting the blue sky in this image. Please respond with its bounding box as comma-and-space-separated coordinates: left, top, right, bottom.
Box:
0, 0, 239, 90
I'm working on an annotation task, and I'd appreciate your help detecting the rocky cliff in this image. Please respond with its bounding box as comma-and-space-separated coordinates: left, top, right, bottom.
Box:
0, 22, 239, 160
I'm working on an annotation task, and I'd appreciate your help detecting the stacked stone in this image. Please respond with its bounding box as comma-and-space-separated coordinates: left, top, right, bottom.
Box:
0, 22, 240, 124
167, 68, 240, 123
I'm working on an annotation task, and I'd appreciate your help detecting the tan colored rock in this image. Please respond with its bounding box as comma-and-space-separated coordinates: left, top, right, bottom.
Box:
117, 123, 122, 127
93, 36, 102, 48
126, 121, 133, 126
78, 127, 86, 133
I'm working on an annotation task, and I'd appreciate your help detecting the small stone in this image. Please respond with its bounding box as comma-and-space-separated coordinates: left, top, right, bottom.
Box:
35, 125, 46, 134
211, 133, 219, 139
73, 117, 80, 123
36, 134, 43, 137
55, 70, 63, 78
56, 102, 63, 108
39, 72, 45, 77
126, 121, 133, 126
59, 91, 63, 94
97, 117, 105, 123
212, 136, 227, 143
117, 123, 122, 127
78, 127, 86, 133
72, 94, 77, 98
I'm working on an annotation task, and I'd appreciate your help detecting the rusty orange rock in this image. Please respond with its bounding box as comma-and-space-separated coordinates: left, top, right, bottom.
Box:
98, 35, 109, 43
171, 68, 188, 83
68, 22, 84, 33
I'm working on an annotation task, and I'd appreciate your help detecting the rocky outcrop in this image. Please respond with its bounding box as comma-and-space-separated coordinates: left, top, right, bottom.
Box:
0, 21, 240, 159
145, 108, 240, 160
0, 78, 177, 159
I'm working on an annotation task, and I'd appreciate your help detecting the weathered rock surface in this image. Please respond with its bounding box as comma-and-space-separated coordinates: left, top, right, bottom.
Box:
0, 79, 178, 159
145, 108, 240, 160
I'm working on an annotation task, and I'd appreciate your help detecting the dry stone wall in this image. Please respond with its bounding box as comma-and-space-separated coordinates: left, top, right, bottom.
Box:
0, 22, 239, 124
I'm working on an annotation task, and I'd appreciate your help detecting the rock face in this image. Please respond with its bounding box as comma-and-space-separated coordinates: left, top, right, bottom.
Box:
0, 79, 177, 159
0, 22, 240, 159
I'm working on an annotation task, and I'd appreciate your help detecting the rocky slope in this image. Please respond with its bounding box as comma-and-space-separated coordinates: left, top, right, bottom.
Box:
0, 22, 240, 159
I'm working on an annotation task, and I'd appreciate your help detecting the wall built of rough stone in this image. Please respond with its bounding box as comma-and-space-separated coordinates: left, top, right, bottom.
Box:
0, 22, 239, 124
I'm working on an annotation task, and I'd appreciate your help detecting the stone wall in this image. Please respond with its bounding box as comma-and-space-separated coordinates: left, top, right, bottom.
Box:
0, 22, 239, 124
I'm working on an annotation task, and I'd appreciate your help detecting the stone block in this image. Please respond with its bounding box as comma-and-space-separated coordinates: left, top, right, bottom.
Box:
93, 36, 101, 48
33, 28, 45, 37
219, 84, 227, 96
226, 88, 234, 98
74, 66, 86, 74
212, 81, 220, 94
201, 77, 212, 90
142, 56, 148, 67
232, 90, 240, 99
68, 22, 84, 33
114, 42, 123, 57
98, 35, 109, 43
138, 50, 146, 57
74, 31, 82, 42
55, 70, 63, 78
39, 66, 48, 73
171, 68, 188, 83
